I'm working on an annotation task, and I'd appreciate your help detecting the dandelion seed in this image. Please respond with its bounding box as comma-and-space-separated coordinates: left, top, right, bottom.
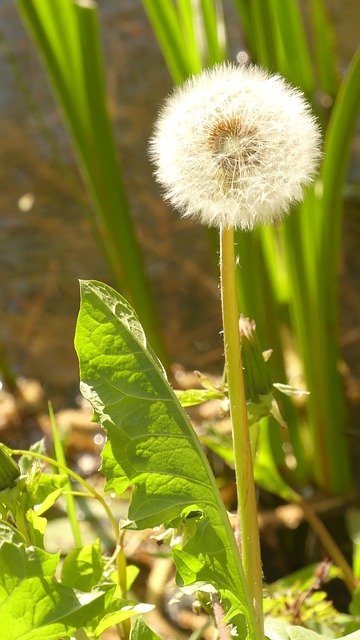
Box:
150, 63, 322, 230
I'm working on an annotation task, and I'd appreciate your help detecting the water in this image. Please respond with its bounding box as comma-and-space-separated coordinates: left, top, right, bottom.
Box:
0, 0, 359, 406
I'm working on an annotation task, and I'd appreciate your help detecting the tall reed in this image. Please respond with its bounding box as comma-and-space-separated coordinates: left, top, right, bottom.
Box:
15, 0, 167, 365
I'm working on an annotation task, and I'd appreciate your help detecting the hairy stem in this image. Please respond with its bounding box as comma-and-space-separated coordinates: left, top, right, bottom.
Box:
220, 225, 264, 639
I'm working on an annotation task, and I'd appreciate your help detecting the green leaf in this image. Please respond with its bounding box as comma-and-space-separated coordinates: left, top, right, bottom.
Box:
350, 586, 360, 616
265, 617, 360, 640
61, 539, 103, 592
18, 439, 46, 475
172, 548, 205, 583
254, 420, 298, 503
130, 618, 162, 640
175, 388, 224, 407
33, 485, 66, 516
0, 446, 20, 490
266, 618, 320, 640
23, 469, 68, 515
0, 485, 21, 520
94, 602, 154, 637
268, 563, 339, 593
0, 521, 26, 546
273, 383, 310, 398
309, 0, 338, 97
200, 0, 227, 66
347, 509, 360, 579
266, 617, 320, 640
75, 279, 257, 637
0, 541, 106, 639
126, 564, 140, 590
26, 509, 47, 547
141, 0, 191, 83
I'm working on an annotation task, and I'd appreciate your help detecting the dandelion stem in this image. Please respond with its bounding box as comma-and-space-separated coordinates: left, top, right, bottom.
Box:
220, 225, 264, 640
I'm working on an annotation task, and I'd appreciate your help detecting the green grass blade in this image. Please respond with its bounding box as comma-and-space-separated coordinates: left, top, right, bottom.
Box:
319, 45, 360, 313
141, 0, 191, 83
236, 0, 352, 493
48, 402, 82, 548
249, 0, 278, 67
200, 0, 227, 65
177, 0, 203, 73
75, 279, 258, 637
269, 0, 315, 95
310, 0, 339, 98
15, 0, 166, 365
298, 45, 360, 494
231, 0, 255, 53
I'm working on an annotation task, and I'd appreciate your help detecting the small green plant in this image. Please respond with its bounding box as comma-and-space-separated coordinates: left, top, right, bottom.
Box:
0, 439, 154, 639
1, 281, 359, 638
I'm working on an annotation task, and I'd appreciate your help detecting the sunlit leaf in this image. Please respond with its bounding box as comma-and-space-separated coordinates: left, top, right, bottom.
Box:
0, 540, 106, 639
175, 388, 224, 407
130, 618, 162, 640
75, 279, 257, 636
94, 602, 154, 637
61, 539, 103, 592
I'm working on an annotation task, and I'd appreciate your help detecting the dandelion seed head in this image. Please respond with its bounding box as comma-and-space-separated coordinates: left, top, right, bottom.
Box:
150, 63, 322, 230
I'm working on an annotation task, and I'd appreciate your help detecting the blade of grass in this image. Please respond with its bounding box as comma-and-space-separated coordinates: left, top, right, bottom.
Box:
281, 206, 330, 491
282, 191, 352, 494
177, 0, 203, 74
234, 226, 312, 483
0, 26, 112, 261
308, 46, 360, 493
310, 0, 339, 98
238, 0, 353, 493
269, 0, 315, 96
48, 401, 82, 548
230, 0, 254, 54
142, 0, 223, 266
249, 0, 279, 68
319, 45, 360, 316
141, 0, 190, 83
200, 0, 227, 65
16, 0, 167, 365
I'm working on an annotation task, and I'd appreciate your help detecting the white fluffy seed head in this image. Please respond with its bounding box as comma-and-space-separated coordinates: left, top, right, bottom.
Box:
149, 63, 322, 230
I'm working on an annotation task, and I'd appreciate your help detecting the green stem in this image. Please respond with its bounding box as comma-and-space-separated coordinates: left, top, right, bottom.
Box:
219, 226, 264, 640
48, 401, 82, 548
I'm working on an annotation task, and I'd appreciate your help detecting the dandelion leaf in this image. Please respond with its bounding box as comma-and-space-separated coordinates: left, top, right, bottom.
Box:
265, 617, 360, 640
0, 532, 106, 639
75, 280, 256, 637
130, 618, 162, 640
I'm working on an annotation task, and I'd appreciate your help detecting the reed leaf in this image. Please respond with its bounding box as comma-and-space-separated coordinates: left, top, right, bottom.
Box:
15, 0, 166, 364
